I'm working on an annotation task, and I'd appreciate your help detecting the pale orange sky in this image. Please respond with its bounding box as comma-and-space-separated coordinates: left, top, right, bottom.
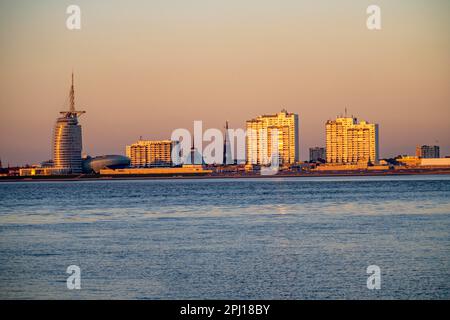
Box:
0, 0, 449, 165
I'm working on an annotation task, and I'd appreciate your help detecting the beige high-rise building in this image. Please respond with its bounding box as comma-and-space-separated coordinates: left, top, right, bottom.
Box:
126, 140, 176, 167
326, 117, 379, 164
246, 109, 299, 165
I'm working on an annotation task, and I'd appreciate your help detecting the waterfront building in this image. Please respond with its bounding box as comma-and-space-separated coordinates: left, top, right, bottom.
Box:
82, 155, 130, 173
326, 116, 379, 164
419, 158, 450, 167
100, 166, 212, 176
309, 147, 326, 162
396, 156, 421, 167
19, 167, 72, 176
416, 145, 440, 158
246, 109, 299, 165
313, 163, 389, 171
52, 73, 85, 173
126, 140, 176, 167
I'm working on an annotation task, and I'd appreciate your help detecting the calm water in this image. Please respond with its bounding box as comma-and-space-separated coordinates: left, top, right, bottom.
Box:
0, 175, 449, 299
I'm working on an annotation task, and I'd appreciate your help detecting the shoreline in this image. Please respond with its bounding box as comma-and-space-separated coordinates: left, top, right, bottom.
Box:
1, 169, 450, 182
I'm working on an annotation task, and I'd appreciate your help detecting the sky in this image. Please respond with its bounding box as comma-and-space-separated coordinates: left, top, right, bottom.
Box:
0, 0, 449, 165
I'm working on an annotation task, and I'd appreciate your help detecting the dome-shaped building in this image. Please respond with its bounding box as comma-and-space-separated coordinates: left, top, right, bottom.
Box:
83, 155, 130, 173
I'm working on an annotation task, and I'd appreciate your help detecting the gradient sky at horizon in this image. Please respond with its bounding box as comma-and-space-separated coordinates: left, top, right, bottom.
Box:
1, 0, 449, 165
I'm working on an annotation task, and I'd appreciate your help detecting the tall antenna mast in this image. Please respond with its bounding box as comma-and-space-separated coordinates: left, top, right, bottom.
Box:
61, 71, 85, 117
70, 72, 75, 112
223, 121, 228, 165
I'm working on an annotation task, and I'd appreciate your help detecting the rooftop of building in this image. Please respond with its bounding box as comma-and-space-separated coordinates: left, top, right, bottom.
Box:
247, 109, 297, 122
129, 139, 174, 145
326, 116, 376, 126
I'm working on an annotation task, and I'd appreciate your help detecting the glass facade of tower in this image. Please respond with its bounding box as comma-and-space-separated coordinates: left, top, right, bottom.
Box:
53, 115, 83, 173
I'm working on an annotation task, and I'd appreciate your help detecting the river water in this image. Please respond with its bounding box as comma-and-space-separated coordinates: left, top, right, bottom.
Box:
0, 175, 449, 299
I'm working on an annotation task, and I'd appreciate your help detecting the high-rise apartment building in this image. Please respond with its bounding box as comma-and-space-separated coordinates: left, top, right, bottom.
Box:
416, 145, 440, 158
53, 73, 85, 173
246, 109, 299, 165
326, 116, 379, 164
309, 147, 326, 162
126, 140, 176, 167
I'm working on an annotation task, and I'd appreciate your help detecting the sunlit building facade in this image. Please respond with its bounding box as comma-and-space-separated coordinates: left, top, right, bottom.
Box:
126, 140, 176, 167
326, 116, 379, 164
246, 109, 299, 165
52, 73, 85, 173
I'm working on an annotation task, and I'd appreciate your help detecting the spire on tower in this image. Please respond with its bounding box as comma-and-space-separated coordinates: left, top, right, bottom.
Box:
223, 120, 233, 165
60, 71, 85, 118
70, 72, 75, 112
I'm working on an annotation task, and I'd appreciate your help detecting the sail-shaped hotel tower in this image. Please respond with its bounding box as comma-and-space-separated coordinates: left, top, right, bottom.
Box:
52, 73, 86, 173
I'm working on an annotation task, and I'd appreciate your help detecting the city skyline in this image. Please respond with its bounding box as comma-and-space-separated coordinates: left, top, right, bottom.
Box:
0, 77, 448, 167
1, 0, 449, 166
0, 2, 450, 304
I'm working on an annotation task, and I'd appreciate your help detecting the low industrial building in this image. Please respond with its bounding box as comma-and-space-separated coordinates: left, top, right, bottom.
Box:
100, 165, 212, 176
313, 162, 370, 171
19, 167, 72, 176
396, 156, 421, 167
420, 158, 450, 167
396, 157, 450, 168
